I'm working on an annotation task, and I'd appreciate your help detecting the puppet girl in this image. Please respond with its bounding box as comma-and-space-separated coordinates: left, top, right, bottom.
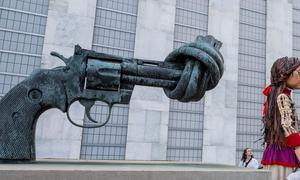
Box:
261, 57, 300, 180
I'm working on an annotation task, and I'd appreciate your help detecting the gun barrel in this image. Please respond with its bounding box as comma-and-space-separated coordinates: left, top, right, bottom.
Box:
121, 61, 184, 89
121, 75, 177, 89
121, 62, 183, 82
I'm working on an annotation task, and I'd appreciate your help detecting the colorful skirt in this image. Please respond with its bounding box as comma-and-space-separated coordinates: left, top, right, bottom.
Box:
261, 144, 298, 167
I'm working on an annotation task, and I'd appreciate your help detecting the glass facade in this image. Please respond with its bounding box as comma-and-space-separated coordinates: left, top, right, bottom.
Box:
166, 0, 208, 161
236, 0, 266, 164
80, 0, 139, 160
0, 0, 48, 100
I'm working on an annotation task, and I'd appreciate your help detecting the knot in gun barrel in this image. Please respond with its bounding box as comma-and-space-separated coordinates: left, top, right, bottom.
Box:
163, 35, 224, 102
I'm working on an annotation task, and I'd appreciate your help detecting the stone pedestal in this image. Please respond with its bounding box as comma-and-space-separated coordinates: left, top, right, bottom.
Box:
0, 160, 271, 180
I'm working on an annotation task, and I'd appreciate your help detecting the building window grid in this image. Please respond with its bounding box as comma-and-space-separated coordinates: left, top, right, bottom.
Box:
93, 27, 136, 50
174, 25, 207, 44
237, 101, 264, 117
176, 0, 208, 14
169, 112, 204, 130
175, 9, 208, 30
91, 2, 137, 58
239, 24, 266, 43
0, 74, 25, 95
293, 6, 300, 23
95, 9, 137, 32
293, 0, 300, 9
293, 12, 300, 54
293, 49, 300, 58
166, 0, 208, 161
237, 117, 263, 134
80, 0, 139, 160
239, 8, 266, 28
92, 45, 134, 58
240, 0, 266, 14
239, 54, 265, 72
236, 0, 266, 164
238, 85, 265, 104
80, 103, 129, 159
238, 69, 265, 87
0, 0, 49, 15
167, 109, 204, 161
0, 0, 48, 99
97, 0, 138, 15
0, 30, 44, 55
80, 103, 129, 160
0, 51, 41, 75
239, 39, 266, 57
292, 3, 300, 125
293, 36, 300, 50
0, 9, 47, 35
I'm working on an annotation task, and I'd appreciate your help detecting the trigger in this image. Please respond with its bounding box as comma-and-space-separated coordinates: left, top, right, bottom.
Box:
79, 100, 97, 123
79, 99, 95, 109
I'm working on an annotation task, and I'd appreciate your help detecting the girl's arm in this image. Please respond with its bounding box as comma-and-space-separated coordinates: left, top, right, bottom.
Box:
252, 159, 260, 169
238, 161, 243, 167
277, 94, 298, 136
277, 94, 300, 160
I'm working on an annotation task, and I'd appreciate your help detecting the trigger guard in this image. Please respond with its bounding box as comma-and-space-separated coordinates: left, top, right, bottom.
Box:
66, 100, 113, 128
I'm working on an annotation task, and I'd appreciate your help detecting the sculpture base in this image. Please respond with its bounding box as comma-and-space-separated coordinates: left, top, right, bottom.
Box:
0, 160, 271, 180
0, 159, 33, 164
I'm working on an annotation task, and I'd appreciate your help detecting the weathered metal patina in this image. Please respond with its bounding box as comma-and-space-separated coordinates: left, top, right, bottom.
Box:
0, 35, 224, 162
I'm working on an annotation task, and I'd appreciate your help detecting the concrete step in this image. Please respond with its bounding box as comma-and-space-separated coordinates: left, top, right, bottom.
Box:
0, 160, 271, 180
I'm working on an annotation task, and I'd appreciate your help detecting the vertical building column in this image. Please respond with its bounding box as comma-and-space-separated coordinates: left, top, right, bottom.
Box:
203, 0, 240, 165
35, 0, 97, 159
125, 0, 176, 160
266, 0, 293, 83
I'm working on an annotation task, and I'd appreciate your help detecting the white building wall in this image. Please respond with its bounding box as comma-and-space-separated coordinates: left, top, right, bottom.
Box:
125, 0, 176, 160
35, 0, 97, 159
203, 0, 240, 165
266, 0, 293, 84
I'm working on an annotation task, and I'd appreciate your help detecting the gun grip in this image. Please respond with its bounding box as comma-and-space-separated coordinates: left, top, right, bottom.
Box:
0, 69, 67, 162
0, 84, 41, 161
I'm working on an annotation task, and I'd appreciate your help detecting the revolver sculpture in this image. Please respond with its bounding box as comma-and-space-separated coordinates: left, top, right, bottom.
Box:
0, 35, 224, 162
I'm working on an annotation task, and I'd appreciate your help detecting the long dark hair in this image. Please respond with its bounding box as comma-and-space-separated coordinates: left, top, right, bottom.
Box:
241, 148, 253, 162
263, 57, 300, 145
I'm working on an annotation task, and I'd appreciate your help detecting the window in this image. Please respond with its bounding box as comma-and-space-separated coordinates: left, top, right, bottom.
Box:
0, 0, 48, 97
236, 0, 266, 164
167, 0, 209, 161
80, 0, 139, 160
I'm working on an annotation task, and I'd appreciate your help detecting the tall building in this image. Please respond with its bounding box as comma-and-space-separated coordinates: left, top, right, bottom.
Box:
80, 0, 139, 160
0, 0, 48, 99
0, 0, 296, 165
236, 0, 266, 163
166, 0, 208, 161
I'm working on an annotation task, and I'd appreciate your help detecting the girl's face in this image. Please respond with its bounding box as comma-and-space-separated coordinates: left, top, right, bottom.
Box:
245, 149, 253, 156
287, 66, 300, 89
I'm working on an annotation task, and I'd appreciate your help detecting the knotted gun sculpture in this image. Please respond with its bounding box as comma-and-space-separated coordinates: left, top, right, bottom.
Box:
0, 35, 224, 162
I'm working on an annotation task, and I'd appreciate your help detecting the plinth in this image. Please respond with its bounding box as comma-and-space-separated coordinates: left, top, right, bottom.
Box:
0, 160, 271, 180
